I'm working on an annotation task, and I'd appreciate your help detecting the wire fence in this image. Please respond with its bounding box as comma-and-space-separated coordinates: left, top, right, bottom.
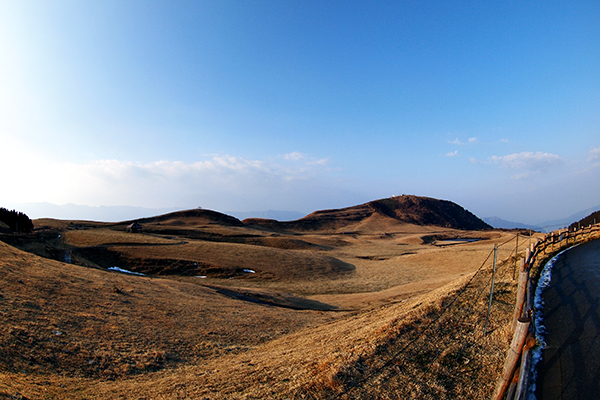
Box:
289, 232, 533, 399
330, 244, 498, 399
287, 225, 600, 399
492, 222, 600, 400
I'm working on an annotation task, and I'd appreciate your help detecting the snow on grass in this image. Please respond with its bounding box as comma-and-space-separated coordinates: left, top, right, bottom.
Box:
108, 266, 145, 276
243, 269, 256, 273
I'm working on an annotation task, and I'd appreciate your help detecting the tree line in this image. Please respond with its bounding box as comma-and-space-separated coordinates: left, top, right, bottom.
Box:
0, 208, 34, 233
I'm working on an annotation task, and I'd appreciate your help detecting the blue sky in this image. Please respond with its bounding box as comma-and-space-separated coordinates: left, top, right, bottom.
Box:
1, 1, 599, 224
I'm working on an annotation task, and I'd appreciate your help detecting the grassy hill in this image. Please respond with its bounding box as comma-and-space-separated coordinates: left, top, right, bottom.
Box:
570, 209, 600, 230
244, 195, 492, 232
0, 196, 530, 399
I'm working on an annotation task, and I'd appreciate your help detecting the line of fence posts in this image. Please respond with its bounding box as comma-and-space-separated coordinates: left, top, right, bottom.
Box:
492, 223, 600, 400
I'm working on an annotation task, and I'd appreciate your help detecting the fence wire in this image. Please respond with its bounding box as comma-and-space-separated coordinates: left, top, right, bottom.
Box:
315, 227, 599, 400
298, 234, 524, 400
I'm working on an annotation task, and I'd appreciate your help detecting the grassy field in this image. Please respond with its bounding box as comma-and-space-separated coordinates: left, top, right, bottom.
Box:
0, 205, 539, 399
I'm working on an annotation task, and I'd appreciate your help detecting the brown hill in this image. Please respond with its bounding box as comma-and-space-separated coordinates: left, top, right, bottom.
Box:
0, 228, 521, 399
570, 209, 600, 230
245, 195, 491, 232
0, 194, 531, 399
128, 208, 244, 227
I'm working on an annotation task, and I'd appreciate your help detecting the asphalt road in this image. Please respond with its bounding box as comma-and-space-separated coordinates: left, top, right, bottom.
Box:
536, 238, 600, 400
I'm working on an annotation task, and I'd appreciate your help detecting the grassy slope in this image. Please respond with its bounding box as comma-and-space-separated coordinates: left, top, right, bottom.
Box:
0, 241, 333, 398
0, 237, 518, 398
0, 205, 534, 399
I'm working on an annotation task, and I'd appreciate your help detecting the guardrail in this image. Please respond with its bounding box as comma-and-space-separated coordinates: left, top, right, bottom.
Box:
492, 223, 600, 400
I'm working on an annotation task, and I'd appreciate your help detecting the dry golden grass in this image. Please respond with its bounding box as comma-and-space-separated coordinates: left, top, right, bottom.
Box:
63, 229, 180, 247
0, 240, 335, 398
0, 213, 540, 399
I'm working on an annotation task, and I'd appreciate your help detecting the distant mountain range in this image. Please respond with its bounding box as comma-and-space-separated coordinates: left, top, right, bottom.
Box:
484, 204, 600, 231
537, 205, 600, 230
482, 217, 541, 231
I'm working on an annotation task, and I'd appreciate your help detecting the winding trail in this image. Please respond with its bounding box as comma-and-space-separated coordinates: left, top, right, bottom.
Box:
537, 238, 600, 399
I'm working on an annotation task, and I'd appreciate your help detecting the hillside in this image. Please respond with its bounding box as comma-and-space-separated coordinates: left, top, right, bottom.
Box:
0, 196, 528, 399
0, 227, 522, 399
245, 195, 491, 232
132, 208, 244, 227
570, 209, 600, 230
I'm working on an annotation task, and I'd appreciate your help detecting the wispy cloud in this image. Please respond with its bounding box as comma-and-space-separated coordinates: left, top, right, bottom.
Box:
489, 151, 563, 179
0, 153, 335, 211
446, 150, 458, 157
588, 147, 600, 165
307, 157, 330, 166
281, 151, 329, 166
282, 151, 306, 161
449, 137, 477, 145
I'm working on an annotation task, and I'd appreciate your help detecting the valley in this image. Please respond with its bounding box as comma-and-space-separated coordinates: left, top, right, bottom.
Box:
0, 196, 534, 399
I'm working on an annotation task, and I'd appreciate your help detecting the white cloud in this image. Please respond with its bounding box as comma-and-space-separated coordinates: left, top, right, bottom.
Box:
588, 147, 600, 165
449, 137, 477, 145
282, 151, 306, 161
281, 151, 329, 166
0, 152, 336, 211
307, 157, 330, 166
446, 150, 458, 157
489, 151, 563, 179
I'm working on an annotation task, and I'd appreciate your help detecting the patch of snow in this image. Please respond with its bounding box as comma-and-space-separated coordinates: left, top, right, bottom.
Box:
243, 269, 256, 273
108, 266, 145, 276
196, 276, 207, 279
528, 246, 577, 399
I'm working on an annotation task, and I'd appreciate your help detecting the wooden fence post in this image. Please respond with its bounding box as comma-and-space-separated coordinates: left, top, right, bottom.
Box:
497, 223, 600, 399
529, 243, 535, 261
492, 317, 531, 400
512, 258, 529, 332
514, 335, 537, 400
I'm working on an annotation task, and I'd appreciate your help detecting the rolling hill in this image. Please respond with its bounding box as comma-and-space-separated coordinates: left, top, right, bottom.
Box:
244, 195, 491, 232
0, 195, 521, 399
